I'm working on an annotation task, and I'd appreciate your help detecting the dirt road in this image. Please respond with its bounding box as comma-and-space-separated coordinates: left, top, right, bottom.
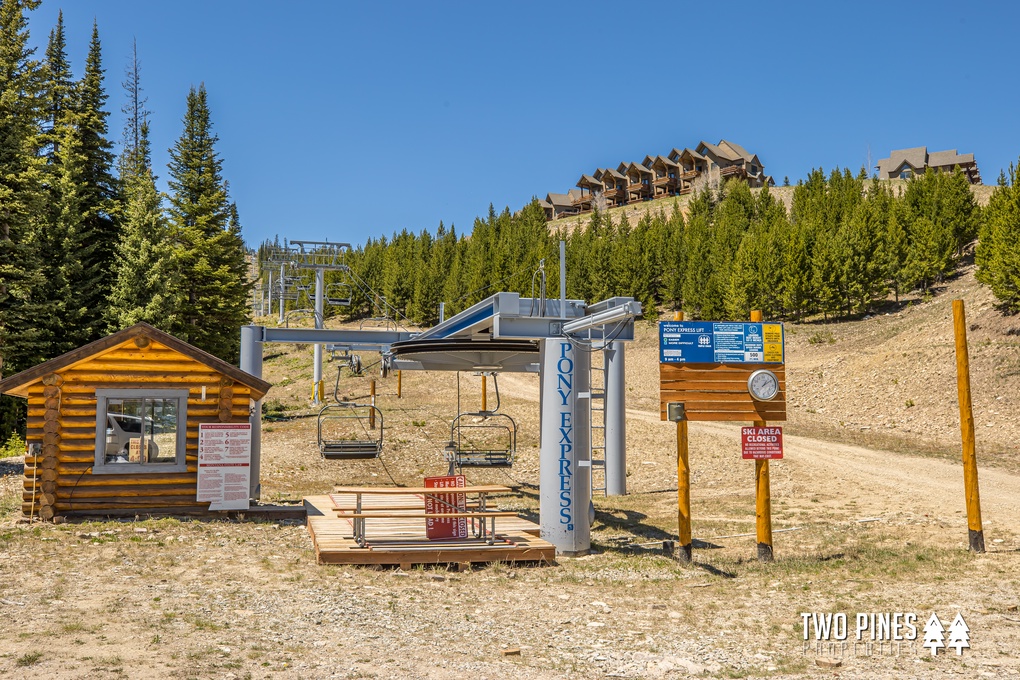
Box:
501, 371, 1020, 538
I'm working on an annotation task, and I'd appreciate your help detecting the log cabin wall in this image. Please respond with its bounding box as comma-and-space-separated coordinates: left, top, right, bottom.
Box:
21, 337, 254, 516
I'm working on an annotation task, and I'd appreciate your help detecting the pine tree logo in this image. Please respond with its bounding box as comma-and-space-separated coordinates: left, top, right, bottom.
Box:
947, 613, 970, 655
922, 613, 945, 656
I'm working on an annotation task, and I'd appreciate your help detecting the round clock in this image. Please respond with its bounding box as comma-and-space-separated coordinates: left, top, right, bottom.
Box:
747, 369, 780, 401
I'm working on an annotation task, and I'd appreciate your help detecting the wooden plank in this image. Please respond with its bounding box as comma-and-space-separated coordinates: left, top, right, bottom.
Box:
659, 362, 787, 422
304, 494, 553, 567
332, 485, 511, 495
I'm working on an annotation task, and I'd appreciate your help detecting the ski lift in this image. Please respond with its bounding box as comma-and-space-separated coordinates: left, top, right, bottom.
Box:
325, 282, 353, 307
317, 366, 383, 460
445, 374, 516, 472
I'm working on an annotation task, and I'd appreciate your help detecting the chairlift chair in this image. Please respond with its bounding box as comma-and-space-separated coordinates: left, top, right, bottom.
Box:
317, 365, 383, 460
317, 402, 383, 460
325, 282, 353, 306
445, 411, 517, 471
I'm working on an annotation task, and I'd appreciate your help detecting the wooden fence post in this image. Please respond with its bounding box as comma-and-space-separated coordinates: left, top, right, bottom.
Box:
953, 300, 985, 553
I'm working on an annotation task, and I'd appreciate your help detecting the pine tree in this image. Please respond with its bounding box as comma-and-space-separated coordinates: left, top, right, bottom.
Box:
0, 0, 50, 442
166, 84, 250, 361
976, 160, 1020, 310
840, 202, 884, 314
64, 21, 119, 345
118, 38, 149, 179
883, 202, 909, 302
109, 121, 179, 330
905, 215, 954, 292
41, 9, 71, 160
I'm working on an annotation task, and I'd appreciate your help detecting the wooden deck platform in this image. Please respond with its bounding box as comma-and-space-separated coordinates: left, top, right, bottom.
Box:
304, 493, 554, 567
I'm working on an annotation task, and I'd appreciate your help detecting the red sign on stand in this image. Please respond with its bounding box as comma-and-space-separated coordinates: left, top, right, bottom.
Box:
741, 426, 784, 460
424, 475, 468, 540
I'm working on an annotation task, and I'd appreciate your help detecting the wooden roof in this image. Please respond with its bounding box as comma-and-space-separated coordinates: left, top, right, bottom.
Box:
0, 322, 272, 399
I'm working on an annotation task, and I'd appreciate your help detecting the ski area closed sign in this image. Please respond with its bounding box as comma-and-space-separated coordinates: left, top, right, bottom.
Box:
741, 426, 783, 460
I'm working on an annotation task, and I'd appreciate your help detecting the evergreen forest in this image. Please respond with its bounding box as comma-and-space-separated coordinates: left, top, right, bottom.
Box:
0, 1, 249, 442
262, 165, 1020, 332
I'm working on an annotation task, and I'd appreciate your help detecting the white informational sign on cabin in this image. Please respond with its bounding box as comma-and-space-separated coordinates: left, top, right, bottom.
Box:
197, 423, 252, 510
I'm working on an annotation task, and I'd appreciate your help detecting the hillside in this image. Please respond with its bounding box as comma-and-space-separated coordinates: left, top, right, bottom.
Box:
546, 180, 997, 232
253, 264, 1019, 489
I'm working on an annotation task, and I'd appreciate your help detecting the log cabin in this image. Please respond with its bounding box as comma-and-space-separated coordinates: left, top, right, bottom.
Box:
0, 323, 271, 519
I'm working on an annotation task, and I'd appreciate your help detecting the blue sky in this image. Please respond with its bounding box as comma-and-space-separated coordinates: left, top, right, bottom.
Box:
27, 1, 1020, 248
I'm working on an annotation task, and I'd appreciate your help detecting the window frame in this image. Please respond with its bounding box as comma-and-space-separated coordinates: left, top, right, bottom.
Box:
93, 388, 190, 475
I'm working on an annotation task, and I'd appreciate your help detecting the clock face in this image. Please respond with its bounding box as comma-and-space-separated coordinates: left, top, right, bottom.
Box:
748, 369, 780, 401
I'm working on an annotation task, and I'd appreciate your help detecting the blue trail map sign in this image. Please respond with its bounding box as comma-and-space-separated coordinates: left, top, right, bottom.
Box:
659, 321, 784, 364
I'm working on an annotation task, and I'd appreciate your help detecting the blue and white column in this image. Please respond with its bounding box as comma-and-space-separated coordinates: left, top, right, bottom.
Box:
539, 337, 591, 555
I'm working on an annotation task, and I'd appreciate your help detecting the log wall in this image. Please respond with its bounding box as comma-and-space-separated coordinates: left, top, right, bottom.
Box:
22, 339, 253, 516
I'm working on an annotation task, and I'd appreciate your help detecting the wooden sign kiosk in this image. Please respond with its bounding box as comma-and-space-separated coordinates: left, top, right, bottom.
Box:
659, 312, 786, 562
0, 323, 271, 519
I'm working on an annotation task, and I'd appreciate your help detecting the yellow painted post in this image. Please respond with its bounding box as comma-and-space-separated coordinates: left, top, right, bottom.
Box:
677, 410, 692, 563
397, 370, 402, 399
953, 300, 985, 553
751, 309, 774, 563
670, 310, 692, 563
481, 374, 487, 412
369, 379, 377, 429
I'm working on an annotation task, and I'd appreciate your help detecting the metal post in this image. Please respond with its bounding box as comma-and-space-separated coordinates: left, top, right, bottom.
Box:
278, 264, 286, 324
953, 300, 985, 553
240, 325, 263, 500
750, 309, 774, 563
604, 341, 626, 496
369, 379, 377, 429
266, 269, 273, 318
313, 267, 324, 404
439, 302, 445, 324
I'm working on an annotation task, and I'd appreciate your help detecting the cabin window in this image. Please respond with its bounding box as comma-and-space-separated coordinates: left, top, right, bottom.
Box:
93, 389, 189, 474
900, 167, 913, 179
750, 164, 758, 175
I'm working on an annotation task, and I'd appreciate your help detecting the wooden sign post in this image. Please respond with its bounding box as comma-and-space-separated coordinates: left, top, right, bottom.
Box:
659, 311, 786, 564
952, 300, 985, 553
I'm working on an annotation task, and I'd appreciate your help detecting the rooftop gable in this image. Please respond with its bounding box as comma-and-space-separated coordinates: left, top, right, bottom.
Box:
546, 192, 573, 207
0, 322, 272, 399
719, 139, 753, 161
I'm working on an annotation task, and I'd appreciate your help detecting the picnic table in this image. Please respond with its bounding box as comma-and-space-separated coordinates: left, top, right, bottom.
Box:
330, 485, 516, 547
